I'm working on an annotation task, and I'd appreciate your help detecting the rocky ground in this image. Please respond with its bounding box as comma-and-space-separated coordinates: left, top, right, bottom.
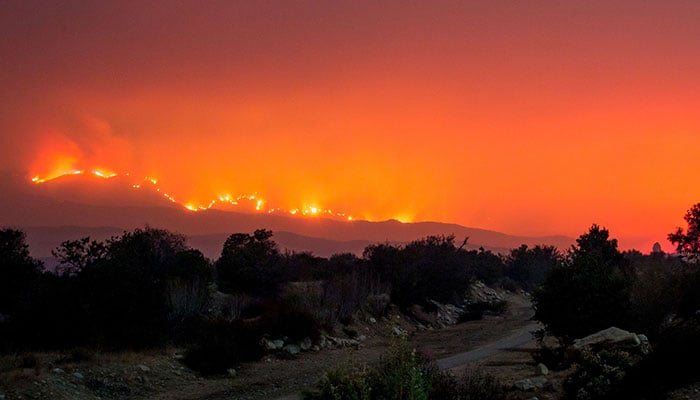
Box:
5, 284, 693, 400
2, 286, 536, 400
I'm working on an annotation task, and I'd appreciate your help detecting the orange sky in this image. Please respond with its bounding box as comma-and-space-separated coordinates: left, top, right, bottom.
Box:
2, 1, 700, 252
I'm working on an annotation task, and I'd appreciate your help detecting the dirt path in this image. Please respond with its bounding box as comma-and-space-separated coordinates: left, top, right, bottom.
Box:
436, 295, 540, 370
436, 321, 540, 370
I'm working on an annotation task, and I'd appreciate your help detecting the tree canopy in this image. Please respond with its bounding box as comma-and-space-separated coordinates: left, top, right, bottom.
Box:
668, 203, 700, 260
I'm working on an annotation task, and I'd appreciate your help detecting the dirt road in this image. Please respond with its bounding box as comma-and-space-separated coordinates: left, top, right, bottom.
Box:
436, 321, 540, 370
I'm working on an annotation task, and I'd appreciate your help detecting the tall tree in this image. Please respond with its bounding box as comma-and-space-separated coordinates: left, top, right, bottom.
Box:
668, 203, 700, 260
0, 229, 43, 315
533, 225, 634, 343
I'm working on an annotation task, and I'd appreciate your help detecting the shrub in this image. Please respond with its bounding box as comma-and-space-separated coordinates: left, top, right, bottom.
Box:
302, 363, 372, 400
368, 342, 434, 400
503, 244, 562, 291
262, 294, 322, 343
364, 236, 473, 308
457, 369, 506, 400
532, 342, 572, 371
304, 339, 506, 400
182, 318, 263, 375
563, 349, 638, 400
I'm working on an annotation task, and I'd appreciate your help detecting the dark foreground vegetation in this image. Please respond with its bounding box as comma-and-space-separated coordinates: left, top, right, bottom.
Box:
2, 203, 700, 399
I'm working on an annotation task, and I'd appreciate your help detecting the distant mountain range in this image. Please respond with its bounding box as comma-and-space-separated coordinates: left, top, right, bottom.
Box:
0, 171, 575, 263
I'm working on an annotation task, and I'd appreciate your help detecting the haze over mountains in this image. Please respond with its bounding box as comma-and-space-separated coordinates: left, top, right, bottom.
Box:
0, 171, 574, 262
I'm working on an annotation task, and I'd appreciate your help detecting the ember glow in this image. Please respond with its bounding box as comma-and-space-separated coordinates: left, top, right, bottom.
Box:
4, 2, 700, 251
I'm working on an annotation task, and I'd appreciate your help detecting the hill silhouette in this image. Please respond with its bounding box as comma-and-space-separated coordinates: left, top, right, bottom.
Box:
0, 171, 574, 260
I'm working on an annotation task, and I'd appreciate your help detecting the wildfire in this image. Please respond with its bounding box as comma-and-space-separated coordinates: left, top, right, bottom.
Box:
29, 165, 357, 221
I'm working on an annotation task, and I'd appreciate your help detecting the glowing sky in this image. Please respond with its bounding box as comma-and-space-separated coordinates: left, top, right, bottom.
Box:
2, 1, 700, 251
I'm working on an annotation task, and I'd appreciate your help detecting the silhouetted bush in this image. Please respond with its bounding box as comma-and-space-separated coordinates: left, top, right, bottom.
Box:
302, 363, 372, 400
563, 348, 638, 400
455, 369, 507, 400
0, 229, 43, 317
260, 293, 322, 343
504, 244, 562, 291
182, 318, 263, 375
364, 236, 473, 308
304, 340, 505, 400
612, 319, 700, 399
466, 248, 504, 286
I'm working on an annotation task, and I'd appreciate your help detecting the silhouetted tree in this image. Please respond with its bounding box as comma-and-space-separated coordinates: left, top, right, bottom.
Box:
52, 236, 107, 275
466, 247, 504, 285
76, 227, 211, 347
364, 236, 472, 307
216, 229, 283, 295
504, 245, 562, 291
0, 229, 43, 316
668, 202, 700, 260
533, 225, 635, 343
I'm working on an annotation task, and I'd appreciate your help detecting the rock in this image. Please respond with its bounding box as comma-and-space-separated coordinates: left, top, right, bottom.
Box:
300, 337, 312, 351
227, 368, 236, 377
173, 353, 185, 360
261, 339, 277, 351
408, 304, 436, 326
392, 326, 405, 336
513, 376, 548, 391
53, 368, 65, 374
638, 334, 652, 355
357, 335, 367, 342
429, 300, 465, 326
312, 345, 320, 351
535, 363, 549, 376
369, 317, 377, 324
331, 337, 360, 347
138, 364, 150, 372
283, 344, 301, 355
73, 372, 84, 380
273, 339, 284, 349
572, 327, 641, 350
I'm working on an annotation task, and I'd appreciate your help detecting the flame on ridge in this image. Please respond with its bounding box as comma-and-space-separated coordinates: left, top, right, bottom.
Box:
29, 167, 356, 221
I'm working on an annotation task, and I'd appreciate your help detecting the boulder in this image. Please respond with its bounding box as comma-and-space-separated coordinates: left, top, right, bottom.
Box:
330, 337, 360, 347
513, 376, 548, 391
261, 338, 277, 351
283, 344, 301, 355
300, 337, 312, 351
572, 327, 641, 350
535, 363, 549, 376
408, 304, 436, 326
428, 300, 465, 326
273, 339, 284, 349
